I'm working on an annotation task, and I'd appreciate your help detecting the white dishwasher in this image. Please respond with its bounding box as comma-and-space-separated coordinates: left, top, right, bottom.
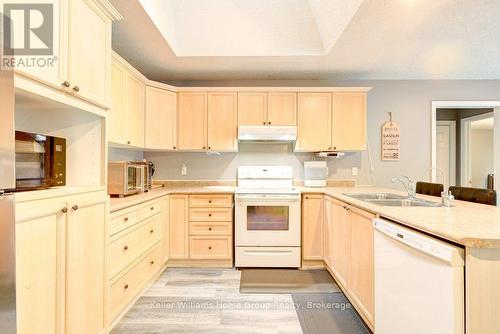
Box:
373, 218, 464, 334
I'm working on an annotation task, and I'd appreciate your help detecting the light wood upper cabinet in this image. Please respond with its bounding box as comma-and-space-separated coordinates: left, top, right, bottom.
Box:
178, 92, 208, 150
349, 206, 375, 323
65, 195, 107, 334
331, 198, 351, 287
109, 55, 145, 147
145, 87, 177, 150
108, 61, 126, 144
238, 92, 267, 125
296, 93, 332, 152
207, 92, 238, 151
169, 195, 189, 259
16, 200, 66, 334
123, 73, 145, 147
302, 194, 324, 260
68, 0, 112, 107
14, 0, 120, 111
267, 92, 297, 126
332, 93, 367, 151
15, 0, 67, 91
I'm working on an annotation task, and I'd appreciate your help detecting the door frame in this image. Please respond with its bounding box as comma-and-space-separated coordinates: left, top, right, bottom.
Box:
460, 112, 494, 187
436, 120, 457, 188
431, 101, 500, 205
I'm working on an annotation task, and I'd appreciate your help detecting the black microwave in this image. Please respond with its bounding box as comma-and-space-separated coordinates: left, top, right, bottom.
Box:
15, 131, 66, 191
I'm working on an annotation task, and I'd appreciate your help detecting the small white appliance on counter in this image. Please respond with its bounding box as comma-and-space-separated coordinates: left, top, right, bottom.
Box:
373, 218, 464, 334
235, 166, 301, 268
304, 161, 328, 187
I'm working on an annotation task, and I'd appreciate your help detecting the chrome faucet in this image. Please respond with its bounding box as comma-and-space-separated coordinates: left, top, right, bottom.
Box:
392, 176, 417, 199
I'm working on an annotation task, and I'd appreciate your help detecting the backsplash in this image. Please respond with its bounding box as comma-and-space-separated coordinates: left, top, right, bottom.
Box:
144, 143, 373, 185
108, 147, 144, 161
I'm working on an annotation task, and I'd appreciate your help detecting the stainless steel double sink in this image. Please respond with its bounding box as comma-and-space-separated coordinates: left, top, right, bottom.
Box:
344, 193, 443, 207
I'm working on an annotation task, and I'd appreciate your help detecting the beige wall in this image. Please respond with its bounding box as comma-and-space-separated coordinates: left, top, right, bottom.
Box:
138, 80, 500, 189
470, 129, 494, 188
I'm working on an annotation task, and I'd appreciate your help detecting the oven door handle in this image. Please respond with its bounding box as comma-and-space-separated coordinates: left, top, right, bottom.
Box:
235, 195, 300, 203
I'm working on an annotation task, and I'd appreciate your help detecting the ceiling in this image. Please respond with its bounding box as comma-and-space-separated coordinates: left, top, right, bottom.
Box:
110, 0, 500, 83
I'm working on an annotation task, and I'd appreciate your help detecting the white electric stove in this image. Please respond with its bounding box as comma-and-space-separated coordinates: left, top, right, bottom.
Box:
235, 166, 301, 268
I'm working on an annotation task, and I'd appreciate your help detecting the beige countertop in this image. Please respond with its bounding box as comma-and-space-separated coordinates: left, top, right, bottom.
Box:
109, 185, 236, 213
299, 186, 500, 249
109, 184, 500, 248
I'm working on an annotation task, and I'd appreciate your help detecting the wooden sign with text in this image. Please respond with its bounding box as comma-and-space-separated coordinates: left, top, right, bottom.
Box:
382, 121, 400, 161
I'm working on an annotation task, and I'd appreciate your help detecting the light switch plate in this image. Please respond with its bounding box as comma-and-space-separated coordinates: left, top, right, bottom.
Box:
352, 167, 358, 176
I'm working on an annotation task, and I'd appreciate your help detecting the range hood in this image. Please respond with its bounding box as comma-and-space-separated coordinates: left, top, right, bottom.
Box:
238, 125, 297, 143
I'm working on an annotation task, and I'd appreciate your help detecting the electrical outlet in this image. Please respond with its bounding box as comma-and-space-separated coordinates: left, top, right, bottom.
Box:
181, 163, 187, 176
352, 167, 358, 176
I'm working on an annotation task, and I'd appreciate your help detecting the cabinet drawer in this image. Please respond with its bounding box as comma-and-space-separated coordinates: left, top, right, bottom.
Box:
189, 221, 232, 236
109, 245, 161, 321
189, 207, 232, 222
189, 194, 233, 207
189, 236, 232, 259
110, 207, 140, 236
109, 215, 161, 278
140, 198, 163, 219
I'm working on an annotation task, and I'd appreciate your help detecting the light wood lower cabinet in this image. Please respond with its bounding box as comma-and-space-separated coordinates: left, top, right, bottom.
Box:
107, 196, 168, 325
65, 196, 107, 334
169, 194, 190, 259
348, 205, 375, 325
302, 194, 324, 260
330, 198, 351, 287
15, 199, 66, 334
109, 245, 161, 321
189, 236, 232, 260
325, 196, 375, 329
15, 189, 107, 334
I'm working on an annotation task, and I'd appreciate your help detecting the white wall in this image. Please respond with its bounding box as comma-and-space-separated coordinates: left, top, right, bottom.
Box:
145, 80, 500, 188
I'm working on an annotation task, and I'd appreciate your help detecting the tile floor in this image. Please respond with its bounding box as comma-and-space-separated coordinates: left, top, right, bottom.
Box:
111, 268, 370, 334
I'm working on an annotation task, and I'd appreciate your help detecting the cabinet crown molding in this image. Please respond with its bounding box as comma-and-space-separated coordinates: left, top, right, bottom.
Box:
90, 0, 123, 21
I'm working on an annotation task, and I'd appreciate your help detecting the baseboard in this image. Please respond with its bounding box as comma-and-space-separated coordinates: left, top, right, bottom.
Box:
166, 258, 233, 268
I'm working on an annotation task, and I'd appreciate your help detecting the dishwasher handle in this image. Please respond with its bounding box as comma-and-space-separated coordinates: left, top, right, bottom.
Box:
373, 218, 464, 266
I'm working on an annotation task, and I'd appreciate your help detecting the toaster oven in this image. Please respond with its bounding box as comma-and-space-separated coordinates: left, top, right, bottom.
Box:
108, 161, 149, 197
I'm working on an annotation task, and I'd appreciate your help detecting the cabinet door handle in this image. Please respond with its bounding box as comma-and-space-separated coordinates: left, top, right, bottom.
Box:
333, 146, 337, 150
208, 213, 212, 217
262, 121, 266, 125
150, 229, 154, 234
208, 146, 211, 150
208, 200, 212, 203
208, 227, 212, 231
150, 206, 154, 211
123, 245, 129, 251
124, 217, 129, 222
268, 122, 271, 125
72, 86, 80, 92
72, 205, 78, 211
123, 284, 129, 290
305, 196, 309, 200
150, 260, 155, 265
62, 81, 70, 88
61, 207, 68, 213
127, 140, 131, 145
208, 246, 212, 250
173, 146, 176, 150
